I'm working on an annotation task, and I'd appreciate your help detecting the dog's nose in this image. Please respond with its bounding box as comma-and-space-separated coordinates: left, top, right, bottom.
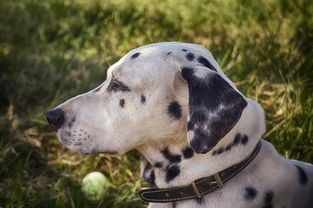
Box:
46, 109, 65, 131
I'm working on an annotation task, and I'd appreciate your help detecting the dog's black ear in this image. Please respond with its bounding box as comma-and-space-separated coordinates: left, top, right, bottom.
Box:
181, 66, 247, 154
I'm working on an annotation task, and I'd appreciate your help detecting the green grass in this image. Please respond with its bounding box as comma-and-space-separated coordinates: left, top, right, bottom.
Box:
0, 0, 312, 207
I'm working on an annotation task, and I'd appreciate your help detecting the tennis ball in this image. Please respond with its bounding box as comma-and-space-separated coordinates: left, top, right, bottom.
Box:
81, 171, 109, 201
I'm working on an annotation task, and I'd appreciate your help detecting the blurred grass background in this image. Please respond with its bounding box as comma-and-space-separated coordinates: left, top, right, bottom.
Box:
0, 0, 312, 207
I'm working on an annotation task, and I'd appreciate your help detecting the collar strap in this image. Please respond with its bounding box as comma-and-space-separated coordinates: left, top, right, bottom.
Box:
139, 142, 262, 203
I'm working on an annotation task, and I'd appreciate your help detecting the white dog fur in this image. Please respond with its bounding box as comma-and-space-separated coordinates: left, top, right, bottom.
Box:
48, 42, 313, 208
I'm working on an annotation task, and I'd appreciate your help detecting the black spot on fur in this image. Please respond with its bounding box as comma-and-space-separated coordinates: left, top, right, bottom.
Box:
143, 163, 156, 187
181, 66, 247, 154
190, 129, 211, 154
119, 99, 125, 108
182, 147, 194, 159
213, 147, 224, 155
148, 171, 156, 187
233, 133, 249, 146
212, 133, 249, 156
154, 162, 163, 168
161, 147, 182, 163
108, 79, 131, 92
295, 165, 308, 185
187, 111, 207, 131
141, 94, 146, 104
166, 165, 180, 182
216, 147, 224, 154
225, 144, 232, 151
262, 191, 274, 208
186, 52, 195, 61
172, 202, 177, 208
233, 133, 241, 145
187, 122, 194, 131
131, 52, 140, 59
167, 101, 182, 120
144, 162, 152, 171
195, 197, 204, 204
182, 49, 187, 52
244, 186, 258, 200
181, 66, 195, 80
167, 52, 172, 55
197, 56, 217, 71
241, 135, 249, 145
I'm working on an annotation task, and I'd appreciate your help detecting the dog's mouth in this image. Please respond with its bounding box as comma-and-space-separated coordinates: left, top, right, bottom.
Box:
75, 148, 118, 155
98, 150, 118, 155
56, 129, 118, 155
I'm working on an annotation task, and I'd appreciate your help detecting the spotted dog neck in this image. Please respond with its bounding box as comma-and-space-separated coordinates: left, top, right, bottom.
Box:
137, 99, 265, 188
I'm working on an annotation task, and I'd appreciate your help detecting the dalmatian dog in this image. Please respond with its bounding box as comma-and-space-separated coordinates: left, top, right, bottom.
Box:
47, 42, 313, 208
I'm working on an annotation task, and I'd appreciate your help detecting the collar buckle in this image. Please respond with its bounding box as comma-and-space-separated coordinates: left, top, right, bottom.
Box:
212, 173, 224, 189
191, 181, 202, 198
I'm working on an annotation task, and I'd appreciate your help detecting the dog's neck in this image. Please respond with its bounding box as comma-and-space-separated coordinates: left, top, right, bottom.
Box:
137, 99, 265, 188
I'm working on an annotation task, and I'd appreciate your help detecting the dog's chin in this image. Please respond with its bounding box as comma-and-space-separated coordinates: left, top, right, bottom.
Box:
56, 130, 119, 155
76, 148, 118, 155
97, 150, 119, 155
68, 145, 118, 155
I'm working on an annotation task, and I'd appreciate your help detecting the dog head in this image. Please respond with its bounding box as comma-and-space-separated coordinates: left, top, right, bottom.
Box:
47, 42, 254, 155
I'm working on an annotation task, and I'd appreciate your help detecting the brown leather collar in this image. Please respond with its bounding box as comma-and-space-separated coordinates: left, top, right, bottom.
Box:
139, 142, 262, 203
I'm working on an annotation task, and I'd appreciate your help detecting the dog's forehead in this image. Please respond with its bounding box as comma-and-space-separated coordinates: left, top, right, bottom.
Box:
109, 43, 175, 71
106, 42, 228, 84
107, 43, 179, 81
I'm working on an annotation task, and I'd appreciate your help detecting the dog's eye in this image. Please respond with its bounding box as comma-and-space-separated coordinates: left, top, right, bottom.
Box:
107, 80, 119, 91
107, 79, 131, 92
110, 81, 120, 89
